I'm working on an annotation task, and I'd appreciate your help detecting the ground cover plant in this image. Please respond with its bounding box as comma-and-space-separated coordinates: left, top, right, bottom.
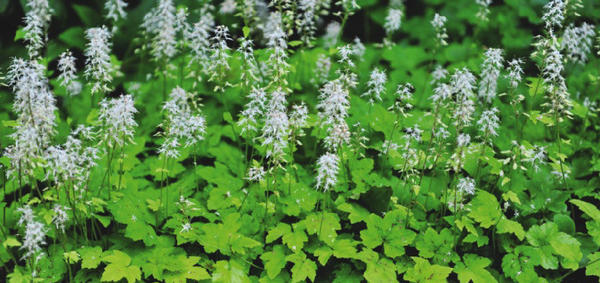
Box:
0, 0, 600, 282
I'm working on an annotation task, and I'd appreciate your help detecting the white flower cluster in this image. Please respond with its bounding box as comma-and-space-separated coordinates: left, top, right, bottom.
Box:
160, 87, 206, 158
506, 59, 524, 90
318, 79, 351, 151
562, 23, 596, 64
238, 87, 267, 135
185, 5, 215, 69
363, 68, 387, 104
431, 13, 448, 46
246, 165, 266, 182
478, 48, 503, 103
312, 54, 332, 86
384, 8, 403, 35
390, 83, 414, 116
98, 94, 138, 147
105, 0, 128, 23
477, 107, 500, 137
84, 26, 113, 95
449, 177, 476, 211
542, 0, 566, 31
57, 50, 81, 95
23, 0, 52, 58
5, 59, 57, 178
475, 0, 492, 22
52, 204, 70, 233
142, 0, 180, 61
261, 88, 290, 164
45, 127, 99, 192
17, 205, 47, 262
451, 68, 477, 128
315, 152, 339, 191
237, 38, 261, 87
542, 36, 570, 116
290, 102, 309, 137
208, 25, 232, 89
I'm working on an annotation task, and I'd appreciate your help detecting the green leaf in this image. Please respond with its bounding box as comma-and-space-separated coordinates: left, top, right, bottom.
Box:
302, 212, 341, 245
125, 221, 157, 246
242, 26, 250, 37
64, 251, 81, 264
404, 257, 452, 283
570, 199, 600, 221
58, 27, 86, 49
79, 246, 103, 269
384, 228, 416, 258
266, 223, 292, 243
454, 254, 497, 283
548, 232, 582, 268
101, 250, 141, 283
288, 253, 317, 283
212, 260, 250, 283
586, 252, 600, 278
468, 190, 501, 228
72, 4, 102, 26
261, 245, 287, 279
364, 257, 398, 283
496, 217, 525, 240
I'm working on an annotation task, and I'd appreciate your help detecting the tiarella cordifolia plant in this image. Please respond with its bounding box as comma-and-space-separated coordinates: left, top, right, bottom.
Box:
2, 1, 600, 282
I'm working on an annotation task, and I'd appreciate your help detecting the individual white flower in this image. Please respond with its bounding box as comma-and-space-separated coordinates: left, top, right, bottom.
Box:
84, 26, 113, 95
220, 0, 237, 14
246, 165, 266, 182
542, 0, 565, 31
475, 0, 492, 22
457, 177, 476, 195
180, 222, 192, 233
363, 68, 387, 104
52, 204, 69, 232
58, 50, 77, 91
23, 0, 53, 58
478, 48, 504, 103
98, 94, 138, 147
384, 8, 403, 35
562, 23, 596, 64
506, 59, 524, 89
315, 152, 339, 191
105, 0, 128, 23
477, 107, 500, 137
431, 13, 448, 46
141, 0, 179, 61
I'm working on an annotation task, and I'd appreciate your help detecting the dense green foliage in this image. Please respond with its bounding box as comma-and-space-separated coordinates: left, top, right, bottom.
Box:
1, 0, 600, 282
